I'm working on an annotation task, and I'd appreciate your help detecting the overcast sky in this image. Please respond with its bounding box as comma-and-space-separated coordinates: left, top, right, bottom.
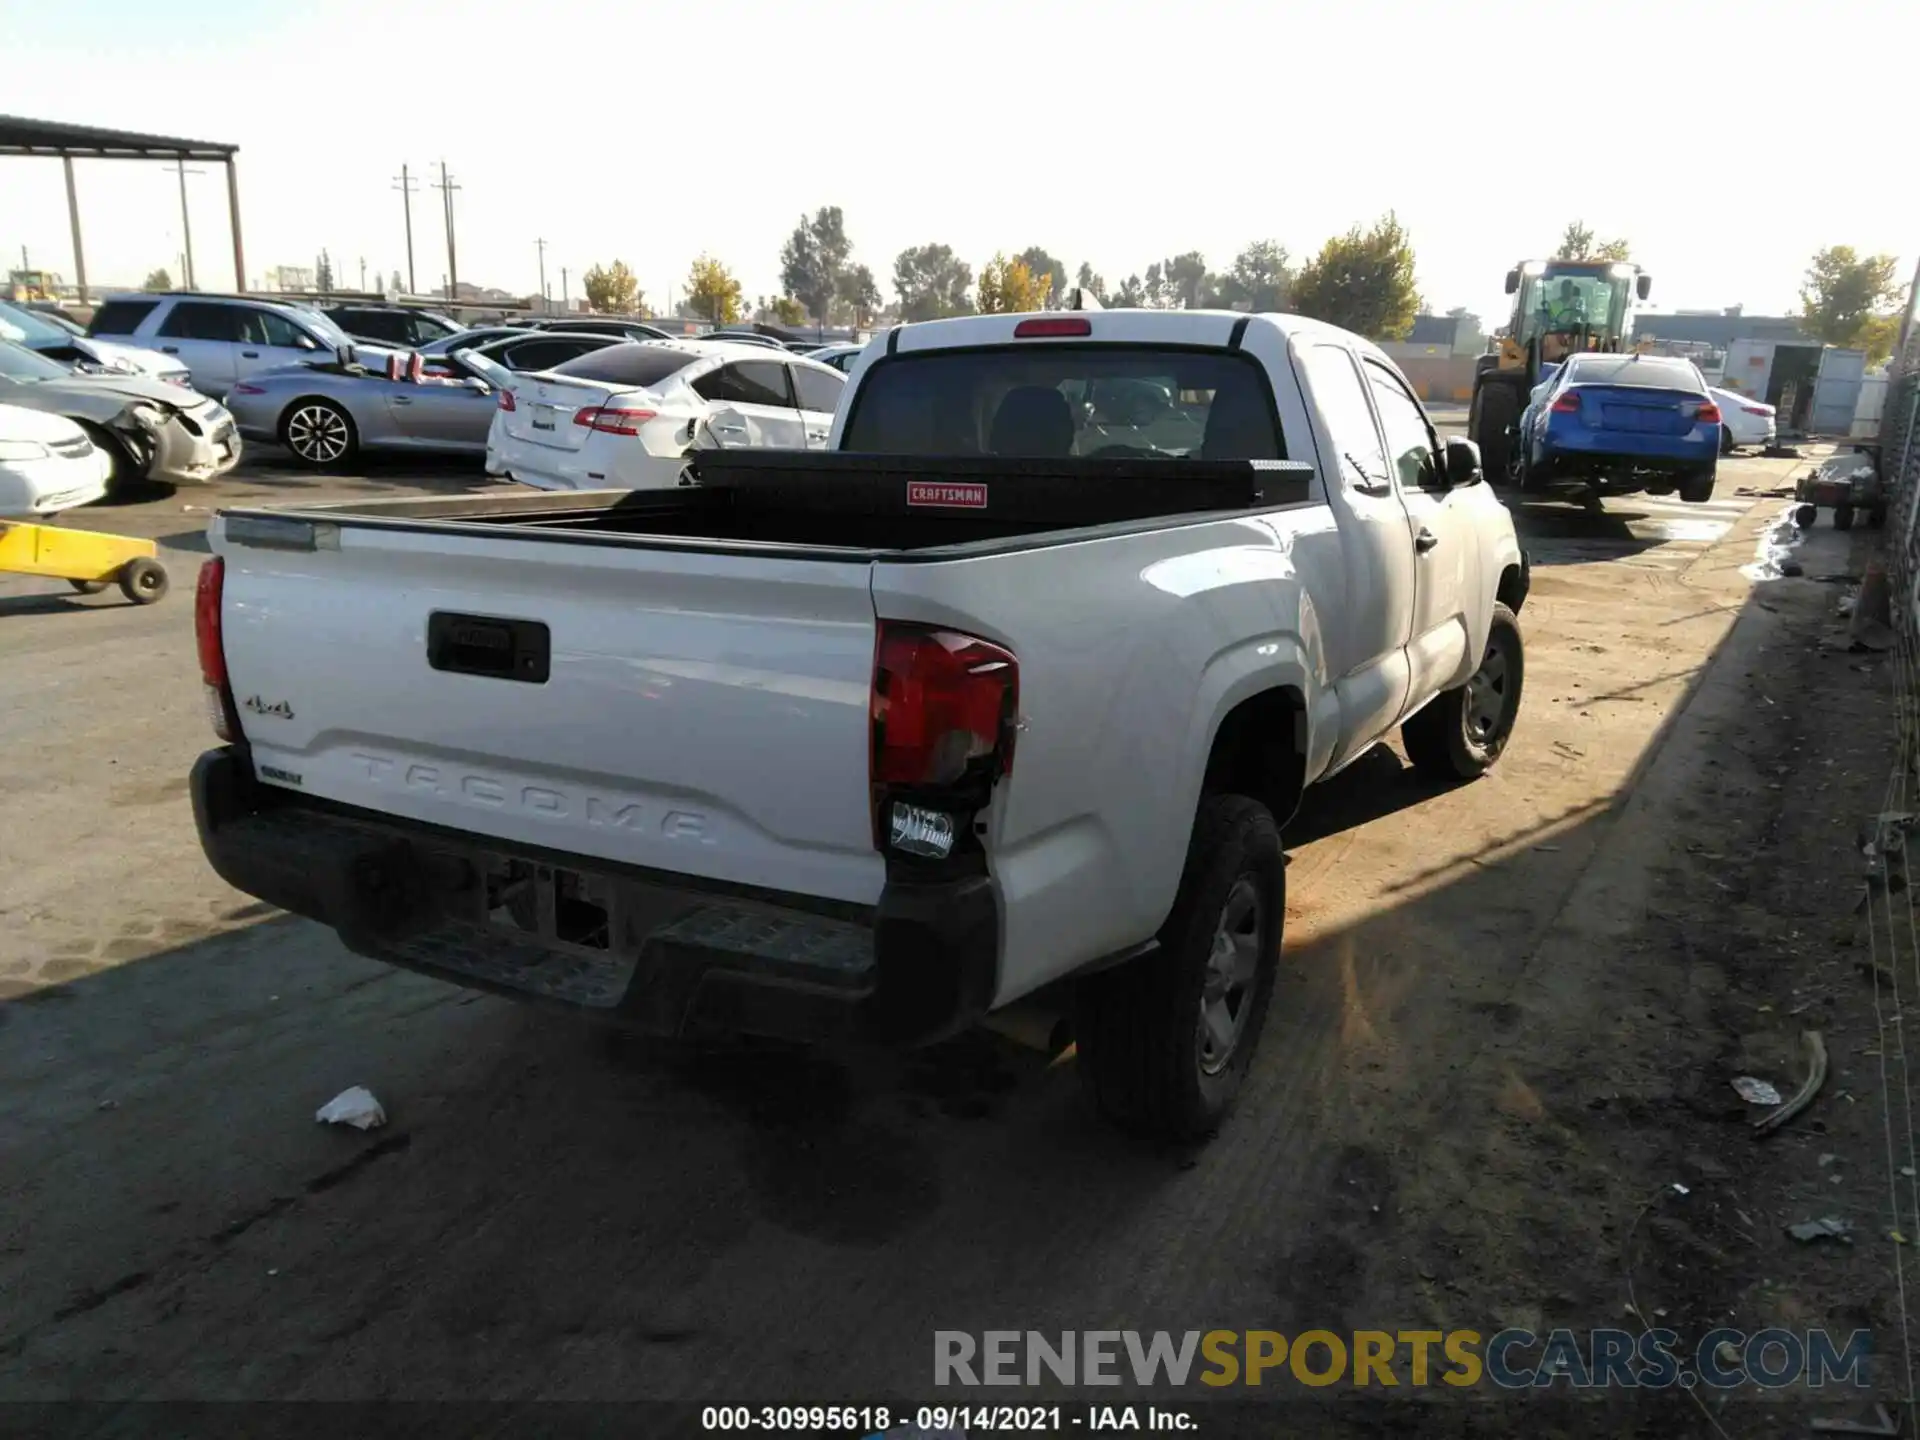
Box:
3, 0, 1913, 323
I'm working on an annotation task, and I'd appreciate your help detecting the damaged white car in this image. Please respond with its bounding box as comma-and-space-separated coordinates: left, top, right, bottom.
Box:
0, 402, 111, 517
0, 338, 240, 490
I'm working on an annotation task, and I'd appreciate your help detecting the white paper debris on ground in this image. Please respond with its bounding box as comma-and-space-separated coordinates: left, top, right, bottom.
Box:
1732, 1075, 1782, 1106
315, 1086, 387, 1131
1741, 503, 1808, 582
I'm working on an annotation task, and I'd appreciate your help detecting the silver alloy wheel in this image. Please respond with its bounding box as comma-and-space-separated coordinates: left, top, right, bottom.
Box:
1197, 878, 1263, 1076
286, 404, 350, 463
1463, 642, 1511, 745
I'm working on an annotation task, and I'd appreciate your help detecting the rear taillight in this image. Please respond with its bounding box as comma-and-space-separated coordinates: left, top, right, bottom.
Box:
573, 406, 657, 436
1550, 393, 1581, 414
1743, 404, 1773, 417
497, 389, 516, 411
195, 557, 237, 741
870, 623, 1019, 859
1694, 402, 1721, 424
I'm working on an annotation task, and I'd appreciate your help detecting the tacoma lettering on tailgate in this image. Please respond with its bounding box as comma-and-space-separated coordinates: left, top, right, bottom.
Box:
346, 752, 711, 839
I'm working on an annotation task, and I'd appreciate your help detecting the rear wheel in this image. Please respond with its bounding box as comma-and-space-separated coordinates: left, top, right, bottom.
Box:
282, 400, 358, 470
1403, 602, 1525, 781
117, 556, 169, 605
1678, 467, 1715, 504
1076, 794, 1284, 1143
1834, 504, 1855, 531
1470, 380, 1518, 487
1720, 426, 1735, 456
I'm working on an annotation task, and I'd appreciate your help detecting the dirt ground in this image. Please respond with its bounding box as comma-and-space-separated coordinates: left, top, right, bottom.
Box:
0, 444, 1907, 1437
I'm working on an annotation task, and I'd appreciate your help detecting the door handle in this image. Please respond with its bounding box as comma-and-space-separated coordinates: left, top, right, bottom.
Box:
160, 346, 179, 354
712, 422, 748, 436
241, 350, 260, 358
392, 397, 413, 406
1415, 529, 1440, 553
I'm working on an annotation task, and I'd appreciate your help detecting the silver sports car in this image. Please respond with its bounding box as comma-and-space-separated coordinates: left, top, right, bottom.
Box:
0, 338, 239, 489
224, 332, 623, 468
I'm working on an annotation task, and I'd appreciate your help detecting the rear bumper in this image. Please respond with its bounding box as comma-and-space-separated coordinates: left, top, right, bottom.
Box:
1542, 425, 1716, 468
191, 747, 997, 1048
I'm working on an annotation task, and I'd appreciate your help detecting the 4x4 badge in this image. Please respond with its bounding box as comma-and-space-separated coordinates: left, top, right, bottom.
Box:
243, 695, 294, 720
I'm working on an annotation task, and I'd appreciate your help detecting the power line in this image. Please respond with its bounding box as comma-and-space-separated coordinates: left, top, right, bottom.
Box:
392, 165, 420, 295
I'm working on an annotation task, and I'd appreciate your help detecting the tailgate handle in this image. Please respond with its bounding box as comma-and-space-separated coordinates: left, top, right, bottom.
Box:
427, 611, 551, 684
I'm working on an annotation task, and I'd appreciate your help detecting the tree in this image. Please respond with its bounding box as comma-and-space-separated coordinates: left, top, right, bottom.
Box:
1554, 221, 1594, 261
977, 253, 1054, 313
1162, 251, 1213, 308
1215, 240, 1289, 313
142, 268, 173, 292
1290, 212, 1420, 340
1141, 262, 1169, 309
1555, 220, 1631, 263
315, 250, 334, 293
1861, 313, 1902, 365
1015, 248, 1069, 309
582, 260, 639, 313
770, 296, 808, 327
780, 206, 854, 324
1799, 245, 1902, 348
836, 263, 882, 326
893, 243, 973, 321
686, 254, 744, 325
1113, 274, 1145, 307
1074, 261, 1106, 304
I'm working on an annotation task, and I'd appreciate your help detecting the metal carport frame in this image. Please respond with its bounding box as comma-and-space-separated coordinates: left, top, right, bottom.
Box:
0, 115, 244, 303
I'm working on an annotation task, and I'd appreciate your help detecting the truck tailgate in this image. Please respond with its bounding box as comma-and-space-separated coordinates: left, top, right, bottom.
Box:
215, 521, 886, 906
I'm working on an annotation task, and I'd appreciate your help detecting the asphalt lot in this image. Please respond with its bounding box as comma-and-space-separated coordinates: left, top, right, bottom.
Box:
0, 437, 1856, 1425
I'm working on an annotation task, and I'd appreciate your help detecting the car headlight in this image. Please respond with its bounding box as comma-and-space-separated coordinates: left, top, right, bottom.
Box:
0, 440, 50, 461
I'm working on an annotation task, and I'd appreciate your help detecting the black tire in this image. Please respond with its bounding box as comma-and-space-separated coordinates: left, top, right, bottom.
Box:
1402, 601, 1525, 781
1678, 467, 1715, 504
1470, 380, 1518, 486
1720, 426, 1735, 456
68, 578, 109, 595
280, 399, 358, 470
1834, 505, 1854, 531
117, 556, 169, 605
76, 422, 149, 498
1076, 795, 1285, 1143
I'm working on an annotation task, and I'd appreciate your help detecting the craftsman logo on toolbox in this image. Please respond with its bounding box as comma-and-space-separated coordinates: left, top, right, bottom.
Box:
907, 481, 988, 509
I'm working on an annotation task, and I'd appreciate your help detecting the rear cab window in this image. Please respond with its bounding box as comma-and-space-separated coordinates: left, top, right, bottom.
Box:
840, 345, 1285, 459
87, 299, 160, 337
1565, 355, 1706, 392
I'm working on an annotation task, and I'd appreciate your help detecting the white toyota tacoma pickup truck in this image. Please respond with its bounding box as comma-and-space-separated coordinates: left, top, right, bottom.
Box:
189, 308, 1530, 1140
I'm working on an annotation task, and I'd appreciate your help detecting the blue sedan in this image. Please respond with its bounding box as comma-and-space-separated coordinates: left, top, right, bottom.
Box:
1517, 353, 1721, 504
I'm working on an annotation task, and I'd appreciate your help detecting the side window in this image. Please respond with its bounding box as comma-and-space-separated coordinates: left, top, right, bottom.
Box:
791, 365, 846, 415
501, 339, 584, 371
1364, 361, 1439, 491
1300, 345, 1389, 492
249, 310, 311, 349
86, 298, 159, 337
158, 302, 241, 343
732, 360, 795, 407
691, 365, 740, 404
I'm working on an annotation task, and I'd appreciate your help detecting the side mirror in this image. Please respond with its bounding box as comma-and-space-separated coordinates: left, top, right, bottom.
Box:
1443, 436, 1482, 488
1503, 269, 1520, 296
1635, 274, 1652, 301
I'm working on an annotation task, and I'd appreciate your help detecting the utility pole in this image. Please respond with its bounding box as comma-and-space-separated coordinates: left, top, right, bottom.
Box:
392, 164, 420, 295
358, 256, 367, 292
561, 267, 569, 311
173, 159, 205, 289
432, 161, 461, 301
536, 238, 548, 309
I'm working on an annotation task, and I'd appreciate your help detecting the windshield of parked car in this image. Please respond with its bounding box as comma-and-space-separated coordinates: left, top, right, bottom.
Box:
1563, 354, 1706, 393
0, 301, 74, 347
294, 309, 353, 349
840, 345, 1284, 460
0, 338, 72, 381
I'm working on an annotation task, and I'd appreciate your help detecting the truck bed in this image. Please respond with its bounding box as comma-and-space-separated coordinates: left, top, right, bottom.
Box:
221, 452, 1317, 558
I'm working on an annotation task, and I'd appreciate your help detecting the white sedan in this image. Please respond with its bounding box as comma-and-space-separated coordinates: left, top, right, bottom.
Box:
1709, 386, 1776, 453
0, 402, 111, 517
466, 340, 847, 492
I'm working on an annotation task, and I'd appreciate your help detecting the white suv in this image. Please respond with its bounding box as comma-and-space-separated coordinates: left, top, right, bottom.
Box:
86, 294, 375, 399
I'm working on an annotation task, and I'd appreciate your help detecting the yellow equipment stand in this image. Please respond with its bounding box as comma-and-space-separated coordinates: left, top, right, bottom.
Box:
0, 520, 170, 604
